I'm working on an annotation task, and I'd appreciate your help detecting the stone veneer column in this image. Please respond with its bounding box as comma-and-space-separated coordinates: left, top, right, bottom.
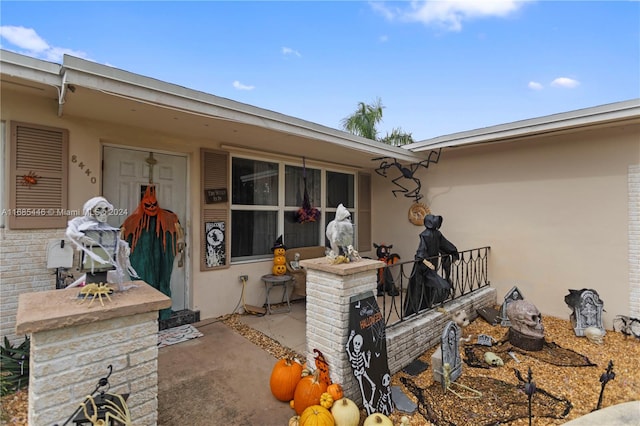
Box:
15, 281, 171, 426
300, 257, 384, 405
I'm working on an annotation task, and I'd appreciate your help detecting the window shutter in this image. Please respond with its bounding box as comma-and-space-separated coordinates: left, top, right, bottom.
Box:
357, 172, 372, 252
8, 122, 68, 229
201, 149, 230, 270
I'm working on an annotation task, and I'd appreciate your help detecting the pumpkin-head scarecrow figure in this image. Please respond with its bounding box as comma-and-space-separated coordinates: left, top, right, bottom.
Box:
121, 186, 183, 320
271, 235, 287, 276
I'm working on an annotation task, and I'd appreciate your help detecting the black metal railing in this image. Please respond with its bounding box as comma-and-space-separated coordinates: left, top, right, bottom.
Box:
377, 247, 490, 328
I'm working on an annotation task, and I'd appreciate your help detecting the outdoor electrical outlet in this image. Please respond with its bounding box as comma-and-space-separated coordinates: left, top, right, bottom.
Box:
239, 275, 248, 282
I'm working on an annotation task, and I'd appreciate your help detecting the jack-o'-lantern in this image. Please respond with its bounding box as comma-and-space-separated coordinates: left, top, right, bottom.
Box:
142, 186, 159, 216
274, 247, 286, 256
274, 255, 286, 265
273, 264, 287, 275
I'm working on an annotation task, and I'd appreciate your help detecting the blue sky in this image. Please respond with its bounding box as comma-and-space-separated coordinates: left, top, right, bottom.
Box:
1, 1, 639, 140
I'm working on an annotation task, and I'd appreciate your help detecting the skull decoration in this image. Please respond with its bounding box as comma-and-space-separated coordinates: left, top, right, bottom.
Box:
506, 300, 545, 339
453, 310, 470, 328
484, 351, 504, 367
91, 200, 112, 223
584, 326, 605, 345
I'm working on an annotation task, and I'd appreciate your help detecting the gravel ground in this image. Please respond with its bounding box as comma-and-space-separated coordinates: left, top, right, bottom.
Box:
2, 313, 638, 425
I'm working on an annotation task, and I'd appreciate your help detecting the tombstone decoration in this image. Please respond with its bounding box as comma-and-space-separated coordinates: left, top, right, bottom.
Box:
500, 286, 524, 326
432, 321, 462, 387
564, 289, 606, 337
507, 300, 545, 351
477, 334, 494, 347
348, 292, 394, 416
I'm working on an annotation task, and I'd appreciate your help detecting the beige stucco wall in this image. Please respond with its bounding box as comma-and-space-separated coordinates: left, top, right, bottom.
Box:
1, 88, 282, 342
2, 86, 637, 341
372, 124, 640, 329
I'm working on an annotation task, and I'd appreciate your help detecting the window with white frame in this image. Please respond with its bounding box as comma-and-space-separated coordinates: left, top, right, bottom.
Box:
230, 156, 356, 262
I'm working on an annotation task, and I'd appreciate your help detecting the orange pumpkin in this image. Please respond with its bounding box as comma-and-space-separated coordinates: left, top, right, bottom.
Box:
299, 405, 335, 426
293, 370, 328, 415
274, 247, 286, 256
273, 264, 287, 275
270, 358, 303, 402
326, 383, 344, 401
274, 255, 287, 265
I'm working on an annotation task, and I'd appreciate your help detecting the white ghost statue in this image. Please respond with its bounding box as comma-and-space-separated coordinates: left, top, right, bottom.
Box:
325, 203, 353, 257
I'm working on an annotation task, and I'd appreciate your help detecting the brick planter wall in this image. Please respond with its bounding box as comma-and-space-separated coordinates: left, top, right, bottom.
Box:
386, 286, 497, 374
16, 281, 170, 426
302, 256, 497, 406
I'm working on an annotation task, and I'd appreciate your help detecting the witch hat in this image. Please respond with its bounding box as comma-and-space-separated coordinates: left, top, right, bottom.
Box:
271, 235, 287, 252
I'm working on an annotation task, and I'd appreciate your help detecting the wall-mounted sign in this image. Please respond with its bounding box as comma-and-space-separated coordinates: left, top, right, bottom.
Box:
204, 188, 228, 204
205, 221, 226, 267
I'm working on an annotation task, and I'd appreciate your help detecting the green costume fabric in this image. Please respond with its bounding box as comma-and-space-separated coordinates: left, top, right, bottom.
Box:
126, 216, 175, 320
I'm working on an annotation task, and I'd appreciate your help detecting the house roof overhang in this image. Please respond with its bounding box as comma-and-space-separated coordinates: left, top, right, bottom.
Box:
0, 50, 425, 169
407, 99, 640, 152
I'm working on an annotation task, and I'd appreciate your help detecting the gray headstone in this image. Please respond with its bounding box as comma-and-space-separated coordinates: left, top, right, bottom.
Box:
566, 289, 606, 337
391, 385, 417, 413
500, 286, 524, 326
440, 321, 462, 388
477, 334, 493, 346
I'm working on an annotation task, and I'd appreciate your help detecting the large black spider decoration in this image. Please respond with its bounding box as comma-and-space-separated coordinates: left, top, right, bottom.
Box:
373, 148, 442, 202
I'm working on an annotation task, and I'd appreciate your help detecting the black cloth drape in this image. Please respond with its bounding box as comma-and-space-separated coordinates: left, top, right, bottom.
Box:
403, 215, 459, 316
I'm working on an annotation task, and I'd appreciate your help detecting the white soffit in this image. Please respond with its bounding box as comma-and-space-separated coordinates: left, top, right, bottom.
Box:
408, 99, 640, 152
60, 55, 422, 164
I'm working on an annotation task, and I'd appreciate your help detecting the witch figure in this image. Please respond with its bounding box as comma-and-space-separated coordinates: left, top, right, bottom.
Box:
403, 214, 459, 316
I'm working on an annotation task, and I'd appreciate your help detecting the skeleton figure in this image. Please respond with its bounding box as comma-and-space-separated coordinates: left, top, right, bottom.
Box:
375, 373, 393, 415
66, 197, 138, 288
346, 330, 376, 412
506, 300, 545, 339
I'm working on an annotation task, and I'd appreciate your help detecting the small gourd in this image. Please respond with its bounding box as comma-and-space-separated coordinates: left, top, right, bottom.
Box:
270, 358, 303, 402
289, 415, 300, 426
274, 247, 286, 256
363, 413, 393, 426
274, 255, 287, 265
319, 392, 334, 409
327, 383, 344, 401
330, 397, 360, 426
299, 405, 335, 426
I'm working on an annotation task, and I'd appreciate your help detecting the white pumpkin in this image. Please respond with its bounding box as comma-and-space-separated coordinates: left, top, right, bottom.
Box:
363, 413, 393, 426
330, 397, 360, 426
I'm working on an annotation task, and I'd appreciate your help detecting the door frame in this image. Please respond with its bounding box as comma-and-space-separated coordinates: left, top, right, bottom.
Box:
101, 142, 192, 311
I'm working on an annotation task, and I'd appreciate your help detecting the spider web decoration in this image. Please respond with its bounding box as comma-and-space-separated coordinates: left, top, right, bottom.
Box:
400, 375, 572, 425
373, 148, 442, 203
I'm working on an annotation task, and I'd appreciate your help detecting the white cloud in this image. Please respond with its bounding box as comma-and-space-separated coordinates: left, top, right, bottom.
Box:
551, 77, 580, 88
371, 0, 532, 31
232, 80, 255, 91
282, 46, 301, 57
528, 81, 543, 90
0, 25, 87, 62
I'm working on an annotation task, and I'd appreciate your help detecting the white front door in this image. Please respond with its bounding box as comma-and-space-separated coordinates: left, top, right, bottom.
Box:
102, 146, 188, 312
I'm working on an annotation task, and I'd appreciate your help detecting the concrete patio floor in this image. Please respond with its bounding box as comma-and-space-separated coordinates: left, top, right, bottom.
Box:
157, 297, 639, 425
157, 300, 306, 425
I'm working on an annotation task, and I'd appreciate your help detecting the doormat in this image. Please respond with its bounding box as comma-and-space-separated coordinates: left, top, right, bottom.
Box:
158, 324, 203, 348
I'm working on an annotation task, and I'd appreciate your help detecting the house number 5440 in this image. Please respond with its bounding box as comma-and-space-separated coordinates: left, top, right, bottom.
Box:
71, 155, 97, 184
